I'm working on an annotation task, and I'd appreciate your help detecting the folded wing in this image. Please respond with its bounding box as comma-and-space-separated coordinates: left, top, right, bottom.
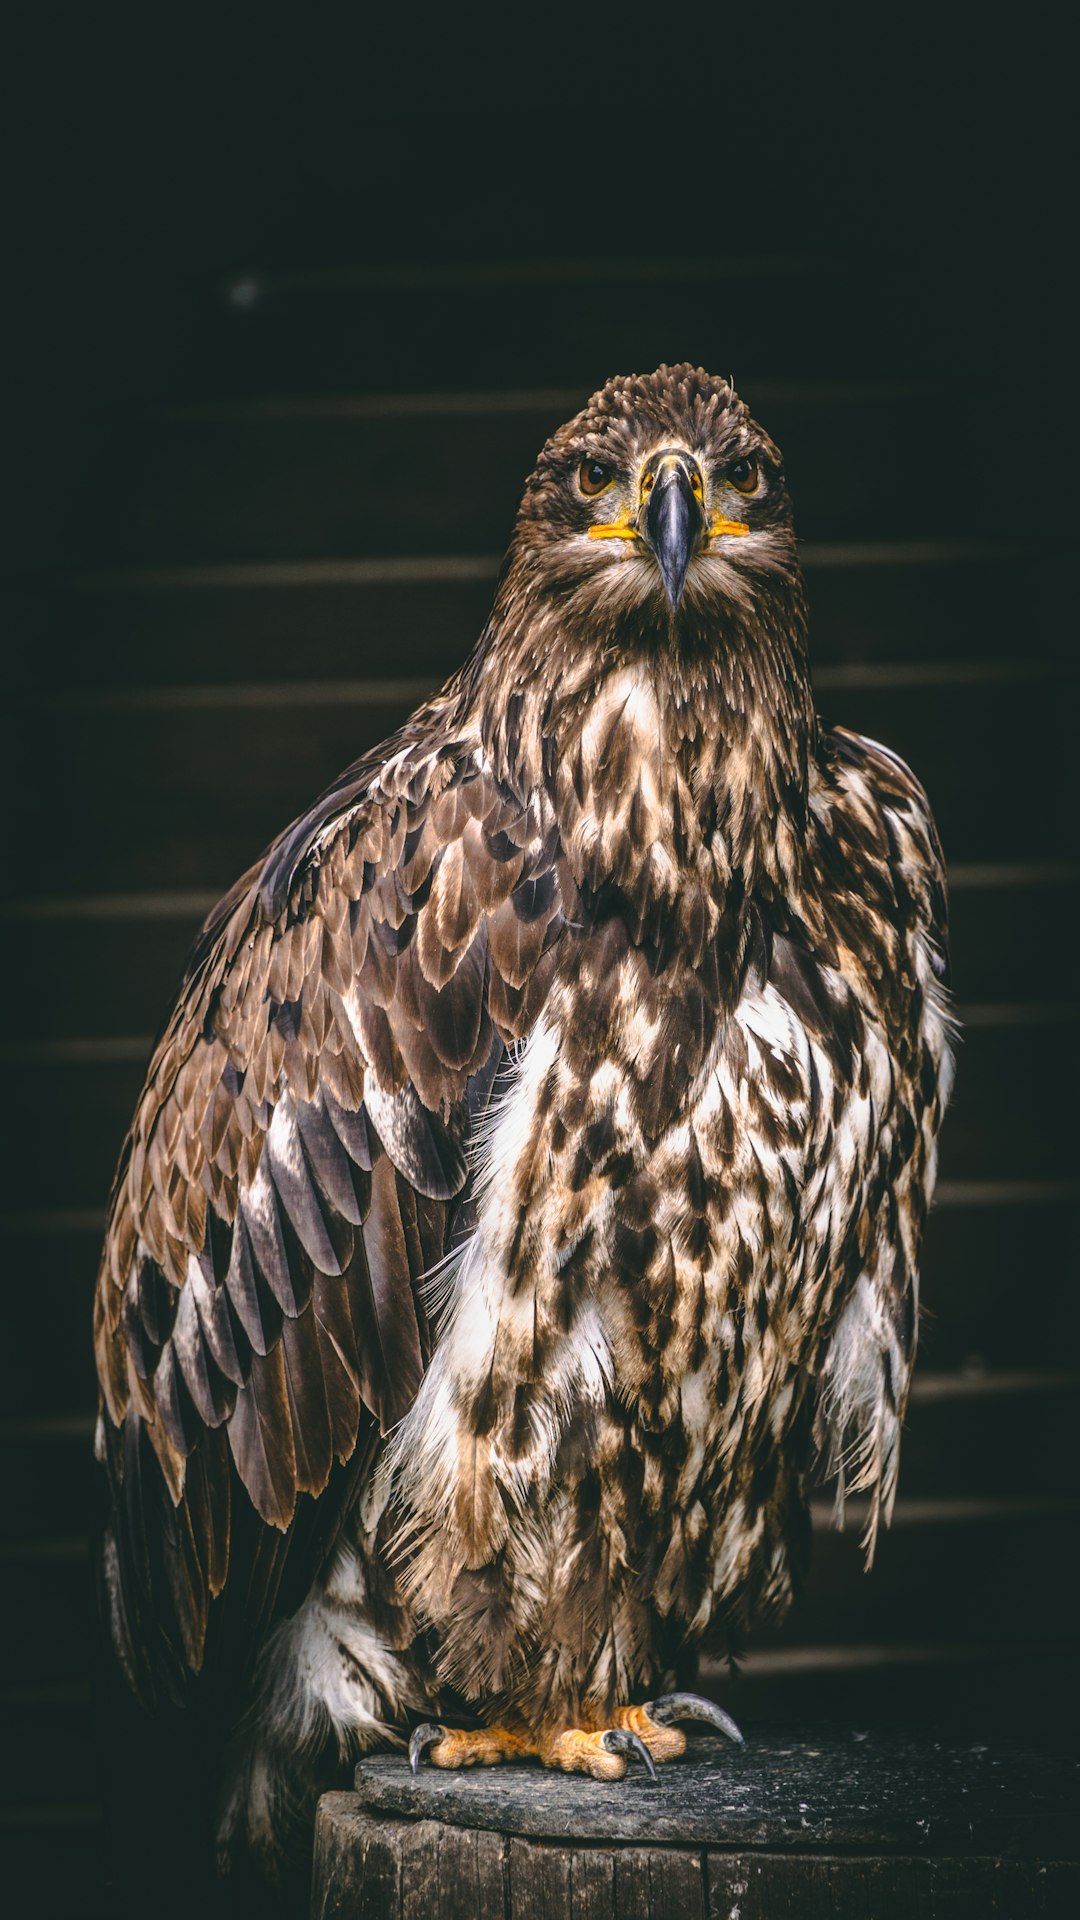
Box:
94, 711, 567, 1705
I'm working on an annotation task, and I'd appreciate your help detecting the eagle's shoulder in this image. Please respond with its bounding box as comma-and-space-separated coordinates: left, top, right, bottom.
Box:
812, 723, 950, 981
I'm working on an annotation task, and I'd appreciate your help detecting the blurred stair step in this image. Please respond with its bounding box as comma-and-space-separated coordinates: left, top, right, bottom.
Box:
10, 671, 1072, 899
22, 543, 1061, 702
70, 382, 1016, 569
4, 1182, 1075, 1421
4, 1374, 1078, 1547
3, 1501, 1078, 1700
1, 1012, 1075, 1210
0, 1806, 119, 1920
178, 255, 976, 397
5, 865, 1072, 1038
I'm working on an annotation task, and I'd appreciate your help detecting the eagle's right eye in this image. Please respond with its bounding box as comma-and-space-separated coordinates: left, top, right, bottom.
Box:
579, 459, 614, 497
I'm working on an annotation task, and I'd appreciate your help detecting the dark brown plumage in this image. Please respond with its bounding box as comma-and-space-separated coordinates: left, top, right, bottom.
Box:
94, 364, 954, 1885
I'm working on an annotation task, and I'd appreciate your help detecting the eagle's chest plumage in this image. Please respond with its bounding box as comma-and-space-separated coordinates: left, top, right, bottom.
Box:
384, 871, 884, 1718
372, 670, 912, 1721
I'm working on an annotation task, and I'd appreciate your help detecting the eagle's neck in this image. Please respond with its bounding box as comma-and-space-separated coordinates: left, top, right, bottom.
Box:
472, 594, 816, 945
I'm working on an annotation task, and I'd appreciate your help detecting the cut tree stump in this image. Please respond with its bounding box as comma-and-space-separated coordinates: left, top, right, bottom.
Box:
310, 1729, 1079, 1917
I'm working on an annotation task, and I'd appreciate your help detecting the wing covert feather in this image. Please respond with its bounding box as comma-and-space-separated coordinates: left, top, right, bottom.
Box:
95, 722, 570, 1703
810, 726, 955, 1552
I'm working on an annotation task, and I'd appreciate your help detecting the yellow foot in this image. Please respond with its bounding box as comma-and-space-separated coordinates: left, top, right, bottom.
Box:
538, 1726, 658, 1782
610, 1691, 743, 1765
608, 1704, 688, 1764
408, 1723, 529, 1771
409, 1693, 742, 1782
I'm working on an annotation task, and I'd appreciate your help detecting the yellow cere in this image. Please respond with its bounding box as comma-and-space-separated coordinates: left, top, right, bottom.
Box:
587, 516, 751, 542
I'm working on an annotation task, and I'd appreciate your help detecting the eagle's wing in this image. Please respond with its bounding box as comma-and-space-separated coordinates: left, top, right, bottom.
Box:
94, 710, 567, 1706
808, 726, 955, 1552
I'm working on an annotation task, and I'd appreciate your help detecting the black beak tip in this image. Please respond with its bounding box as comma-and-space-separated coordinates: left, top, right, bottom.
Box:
657, 553, 687, 610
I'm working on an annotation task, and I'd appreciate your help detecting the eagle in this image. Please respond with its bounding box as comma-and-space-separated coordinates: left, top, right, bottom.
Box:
94, 363, 954, 1892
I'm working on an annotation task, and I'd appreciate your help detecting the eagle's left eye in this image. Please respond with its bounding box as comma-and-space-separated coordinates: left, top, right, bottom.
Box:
728, 454, 760, 495
579, 459, 614, 497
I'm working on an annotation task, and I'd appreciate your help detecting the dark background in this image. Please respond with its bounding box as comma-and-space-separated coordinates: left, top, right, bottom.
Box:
2, 12, 1076, 1915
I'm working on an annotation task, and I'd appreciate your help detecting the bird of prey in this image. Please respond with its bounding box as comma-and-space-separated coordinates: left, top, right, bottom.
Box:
94, 364, 954, 1890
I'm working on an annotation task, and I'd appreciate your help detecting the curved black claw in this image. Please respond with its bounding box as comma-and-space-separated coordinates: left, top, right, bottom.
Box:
644, 1691, 744, 1746
409, 1722, 447, 1774
600, 1727, 659, 1783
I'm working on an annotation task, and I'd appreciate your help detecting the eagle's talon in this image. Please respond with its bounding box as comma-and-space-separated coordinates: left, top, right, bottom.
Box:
600, 1726, 659, 1782
644, 1691, 744, 1746
409, 1722, 446, 1773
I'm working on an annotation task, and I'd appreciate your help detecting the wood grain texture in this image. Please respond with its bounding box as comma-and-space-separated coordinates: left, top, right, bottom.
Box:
348, 1738, 1075, 1856
310, 1800, 507, 1920
310, 1797, 1078, 1918
704, 1854, 1078, 1919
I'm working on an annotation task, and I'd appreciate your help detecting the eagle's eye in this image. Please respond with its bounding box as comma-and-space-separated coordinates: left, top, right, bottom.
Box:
728, 454, 760, 495
579, 458, 615, 497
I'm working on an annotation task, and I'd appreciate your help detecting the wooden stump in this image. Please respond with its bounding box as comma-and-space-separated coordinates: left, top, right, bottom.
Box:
310, 1728, 1078, 1917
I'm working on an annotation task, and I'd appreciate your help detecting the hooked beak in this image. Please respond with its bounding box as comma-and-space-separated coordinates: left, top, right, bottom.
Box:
641, 452, 708, 610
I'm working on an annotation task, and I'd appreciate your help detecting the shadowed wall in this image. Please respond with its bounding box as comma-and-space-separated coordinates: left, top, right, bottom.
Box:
1, 37, 1074, 1916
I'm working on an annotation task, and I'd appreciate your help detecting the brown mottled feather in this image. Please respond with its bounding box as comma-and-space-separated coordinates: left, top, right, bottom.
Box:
95, 367, 952, 1845
95, 699, 571, 1699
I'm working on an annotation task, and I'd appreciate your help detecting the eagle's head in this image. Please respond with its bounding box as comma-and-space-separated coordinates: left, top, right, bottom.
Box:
511, 363, 801, 633
471, 364, 815, 875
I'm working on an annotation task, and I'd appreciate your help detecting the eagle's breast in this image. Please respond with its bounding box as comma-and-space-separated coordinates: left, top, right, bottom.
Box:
382, 900, 885, 1704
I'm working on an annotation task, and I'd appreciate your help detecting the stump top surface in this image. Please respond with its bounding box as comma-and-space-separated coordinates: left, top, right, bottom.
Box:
352, 1728, 1077, 1854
